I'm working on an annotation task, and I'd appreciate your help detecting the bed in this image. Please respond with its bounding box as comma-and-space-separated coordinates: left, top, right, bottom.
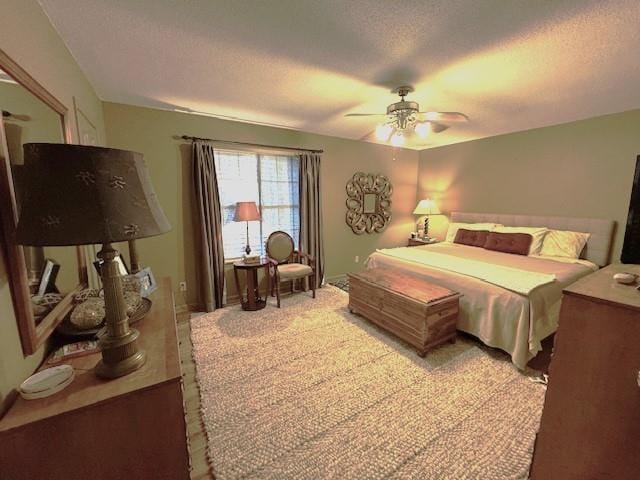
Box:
365, 212, 615, 369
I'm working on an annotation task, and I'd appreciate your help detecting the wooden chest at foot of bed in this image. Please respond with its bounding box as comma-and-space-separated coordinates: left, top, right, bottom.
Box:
348, 268, 461, 356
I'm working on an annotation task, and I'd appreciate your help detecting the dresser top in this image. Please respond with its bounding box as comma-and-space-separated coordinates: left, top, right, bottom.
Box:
564, 263, 640, 311
0, 277, 180, 432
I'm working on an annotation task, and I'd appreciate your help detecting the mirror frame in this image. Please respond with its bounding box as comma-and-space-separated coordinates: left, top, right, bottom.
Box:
0, 48, 87, 356
345, 171, 393, 234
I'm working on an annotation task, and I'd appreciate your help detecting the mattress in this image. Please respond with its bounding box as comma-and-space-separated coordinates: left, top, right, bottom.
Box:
366, 242, 597, 369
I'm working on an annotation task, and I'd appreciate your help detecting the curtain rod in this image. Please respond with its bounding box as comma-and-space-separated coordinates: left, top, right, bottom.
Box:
180, 135, 323, 154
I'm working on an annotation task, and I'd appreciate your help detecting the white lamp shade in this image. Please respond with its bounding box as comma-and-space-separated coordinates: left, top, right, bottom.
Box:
413, 198, 440, 215
375, 124, 393, 141
414, 122, 431, 138
390, 132, 405, 146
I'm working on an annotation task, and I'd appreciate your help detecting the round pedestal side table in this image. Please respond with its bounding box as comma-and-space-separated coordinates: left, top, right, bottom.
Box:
233, 258, 270, 311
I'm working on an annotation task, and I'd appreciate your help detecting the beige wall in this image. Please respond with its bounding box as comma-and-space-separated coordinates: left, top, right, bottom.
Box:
0, 0, 106, 411
103, 102, 419, 309
417, 109, 640, 262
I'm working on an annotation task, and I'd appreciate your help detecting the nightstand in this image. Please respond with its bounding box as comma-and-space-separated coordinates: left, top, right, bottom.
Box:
233, 258, 270, 311
407, 237, 440, 247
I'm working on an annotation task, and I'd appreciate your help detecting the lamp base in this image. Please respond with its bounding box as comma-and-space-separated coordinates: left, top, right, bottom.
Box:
95, 243, 147, 379
244, 220, 251, 255
95, 329, 147, 379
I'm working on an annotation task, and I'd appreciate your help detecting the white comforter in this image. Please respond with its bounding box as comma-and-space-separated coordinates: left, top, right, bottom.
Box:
366, 243, 597, 369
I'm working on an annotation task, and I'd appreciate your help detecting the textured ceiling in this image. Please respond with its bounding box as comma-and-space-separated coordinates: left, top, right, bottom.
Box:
39, 0, 640, 149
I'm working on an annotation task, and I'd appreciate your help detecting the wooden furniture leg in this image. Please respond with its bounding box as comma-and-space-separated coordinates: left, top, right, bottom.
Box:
233, 267, 242, 304
265, 264, 271, 300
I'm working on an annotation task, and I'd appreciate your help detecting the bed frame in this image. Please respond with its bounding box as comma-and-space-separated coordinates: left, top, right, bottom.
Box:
450, 212, 615, 266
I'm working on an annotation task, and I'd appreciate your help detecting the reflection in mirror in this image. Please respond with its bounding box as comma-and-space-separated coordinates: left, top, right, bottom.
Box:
1, 71, 80, 323
0, 61, 85, 350
363, 193, 377, 214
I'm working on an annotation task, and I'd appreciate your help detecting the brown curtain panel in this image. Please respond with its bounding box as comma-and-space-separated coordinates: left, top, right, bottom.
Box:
299, 152, 325, 286
193, 141, 225, 311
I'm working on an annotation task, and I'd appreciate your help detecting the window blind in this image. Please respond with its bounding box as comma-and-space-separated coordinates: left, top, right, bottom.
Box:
214, 149, 299, 259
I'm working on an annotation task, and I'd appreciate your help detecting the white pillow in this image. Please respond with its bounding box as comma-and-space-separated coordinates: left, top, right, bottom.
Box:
493, 226, 549, 255
539, 229, 590, 259
445, 222, 501, 243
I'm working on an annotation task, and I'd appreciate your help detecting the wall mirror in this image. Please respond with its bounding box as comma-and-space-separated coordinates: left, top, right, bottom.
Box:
345, 172, 393, 234
363, 193, 377, 214
0, 49, 87, 356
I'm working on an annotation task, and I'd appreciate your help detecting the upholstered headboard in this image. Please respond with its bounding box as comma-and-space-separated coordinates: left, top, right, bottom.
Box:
450, 212, 615, 266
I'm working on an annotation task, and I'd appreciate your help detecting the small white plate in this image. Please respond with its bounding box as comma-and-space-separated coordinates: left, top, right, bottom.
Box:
19, 365, 75, 400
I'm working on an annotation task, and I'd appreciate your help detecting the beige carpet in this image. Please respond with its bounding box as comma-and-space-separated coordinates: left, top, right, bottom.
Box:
190, 286, 545, 479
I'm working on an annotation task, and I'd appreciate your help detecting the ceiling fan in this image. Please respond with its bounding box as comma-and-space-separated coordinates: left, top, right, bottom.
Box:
346, 86, 468, 145
2, 110, 31, 121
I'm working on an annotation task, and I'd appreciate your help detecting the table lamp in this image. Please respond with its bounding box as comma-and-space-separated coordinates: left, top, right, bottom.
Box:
233, 201, 261, 255
413, 198, 441, 238
15, 143, 170, 379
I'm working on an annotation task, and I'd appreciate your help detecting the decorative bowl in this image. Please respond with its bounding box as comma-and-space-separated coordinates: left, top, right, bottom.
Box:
70, 297, 106, 330
613, 272, 638, 285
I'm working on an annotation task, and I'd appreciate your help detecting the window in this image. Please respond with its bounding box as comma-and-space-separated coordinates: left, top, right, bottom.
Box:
215, 149, 299, 259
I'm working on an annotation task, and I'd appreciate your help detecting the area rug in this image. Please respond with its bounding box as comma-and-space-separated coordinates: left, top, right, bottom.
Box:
190, 286, 545, 479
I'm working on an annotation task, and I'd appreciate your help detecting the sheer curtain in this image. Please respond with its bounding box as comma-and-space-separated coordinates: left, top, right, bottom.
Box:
193, 141, 225, 311
299, 152, 324, 287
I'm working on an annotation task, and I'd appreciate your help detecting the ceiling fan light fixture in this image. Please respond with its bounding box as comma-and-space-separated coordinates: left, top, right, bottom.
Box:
390, 132, 405, 146
347, 85, 467, 145
414, 122, 431, 138
375, 123, 393, 141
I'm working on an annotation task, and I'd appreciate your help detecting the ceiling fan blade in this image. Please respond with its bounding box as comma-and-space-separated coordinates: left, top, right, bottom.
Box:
345, 113, 387, 117
359, 129, 377, 141
429, 122, 450, 133
2, 110, 30, 121
419, 112, 469, 123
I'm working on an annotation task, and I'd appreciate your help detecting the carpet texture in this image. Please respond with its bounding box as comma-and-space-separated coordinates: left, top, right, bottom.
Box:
190, 286, 545, 479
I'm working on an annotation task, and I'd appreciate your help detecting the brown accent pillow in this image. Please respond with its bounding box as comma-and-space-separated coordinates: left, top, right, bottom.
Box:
483, 232, 533, 255
453, 228, 490, 247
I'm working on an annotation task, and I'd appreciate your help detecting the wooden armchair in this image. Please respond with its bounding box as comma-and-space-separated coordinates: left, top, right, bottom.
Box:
265, 231, 316, 308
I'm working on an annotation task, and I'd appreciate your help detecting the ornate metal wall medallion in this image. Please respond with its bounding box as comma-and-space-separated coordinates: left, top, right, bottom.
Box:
345, 172, 393, 234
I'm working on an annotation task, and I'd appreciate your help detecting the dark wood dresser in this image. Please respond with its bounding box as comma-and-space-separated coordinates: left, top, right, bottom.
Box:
530, 264, 640, 480
0, 278, 190, 480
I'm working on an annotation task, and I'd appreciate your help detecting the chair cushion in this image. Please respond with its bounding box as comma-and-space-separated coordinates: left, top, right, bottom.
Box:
267, 232, 294, 262
278, 263, 313, 280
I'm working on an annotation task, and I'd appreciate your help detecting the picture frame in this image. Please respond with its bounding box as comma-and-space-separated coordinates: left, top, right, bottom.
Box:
93, 255, 129, 277
36, 259, 60, 297
134, 267, 157, 297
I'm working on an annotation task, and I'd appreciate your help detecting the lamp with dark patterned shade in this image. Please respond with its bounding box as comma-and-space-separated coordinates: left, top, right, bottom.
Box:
15, 143, 171, 379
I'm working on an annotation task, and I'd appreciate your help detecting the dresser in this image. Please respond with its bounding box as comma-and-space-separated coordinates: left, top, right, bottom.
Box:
530, 264, 640, 480
0, 278, 190, 480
